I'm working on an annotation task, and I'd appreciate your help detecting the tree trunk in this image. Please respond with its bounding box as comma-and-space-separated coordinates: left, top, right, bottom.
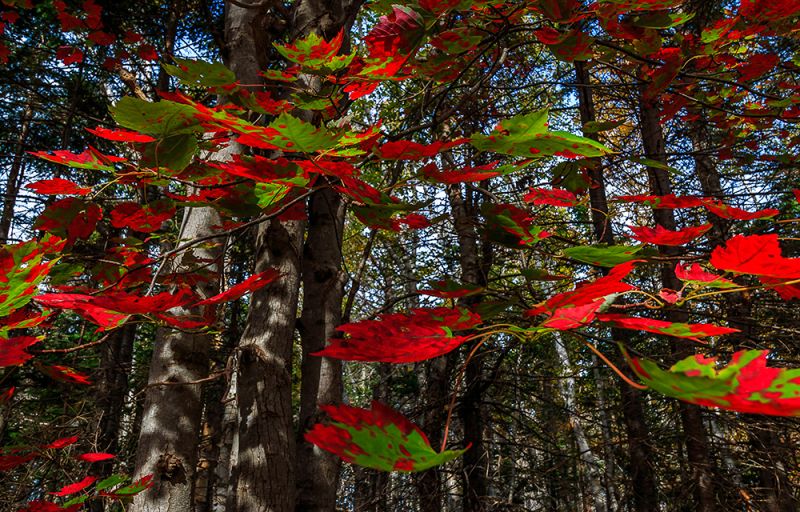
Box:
227, 1, 362, 510
638, 93, 717, 512
131, 204, 223, 512
0, 99, 33, 243
575, 60, 659, 512
689, 119, 797, 512
447, 183, 489, 512
296, 186, 346, 512
554, 335, 606, 512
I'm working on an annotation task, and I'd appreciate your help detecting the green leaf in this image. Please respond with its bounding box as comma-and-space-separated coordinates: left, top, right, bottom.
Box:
139, 133, 197, 171
110, 97, 201, 138
563, 244, 643, 267
162, 57, 237, 89
632, 11, 695, 29
95, 474, 128, 491
582, 120, 624, 134
265, 113, 341, 153
470, 110, 612, 158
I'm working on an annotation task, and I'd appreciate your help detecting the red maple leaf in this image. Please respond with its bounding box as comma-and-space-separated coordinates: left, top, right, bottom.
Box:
314, 307, 481, 363
76, 452, 115, 463
50, 476, 98, 496
627, 223, 712, 246
109, 200, 176, 233
25, 178, 91, 196
710, 234, 800, 279
523, 187, 579, 207
195, 269, 280, 306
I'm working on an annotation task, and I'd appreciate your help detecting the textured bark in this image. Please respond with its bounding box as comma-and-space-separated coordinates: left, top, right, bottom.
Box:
447, 183, 489, 512
0, 99, 33, 243
689, 120, 797, 512
575, 61, 659, 512
224, 1, 362, 511
639, 94, 717, 512
231, 216, 303, 512
131, 205, 223, 512
554, 335, 606, 512
296, 186, 346, 512
88, 323, 136, 512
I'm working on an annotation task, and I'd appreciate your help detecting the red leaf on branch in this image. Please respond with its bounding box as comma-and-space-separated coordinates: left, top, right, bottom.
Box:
701, 199, 778, 220
541, 301, 604, 330
56, 45, 83, 65
43, 435, 78, 450
523, 187, 578, 207
528, 261, 638, 319
0, 336, 40, 367
305, 401, 467, 472
597, 313, 739, 342
86, 126, 156, 143
195, 269, 280, 306
76, 452, 115, 462
50, 476, 98, 496
314, 307, 481, 363
39, 364, 92, 385
626, 223, 712, 246
710, 234, 800, 279
0, 453, 37, 471
675, 263, 737, 288
25, 178, 91, 196
109, 200, 176, 232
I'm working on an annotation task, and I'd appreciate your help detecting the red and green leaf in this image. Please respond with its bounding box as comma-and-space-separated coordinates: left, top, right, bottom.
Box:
597, 313, 739, 342
627, 350, 800, 416
305, 401, 468, 472
626, 223, 712, 246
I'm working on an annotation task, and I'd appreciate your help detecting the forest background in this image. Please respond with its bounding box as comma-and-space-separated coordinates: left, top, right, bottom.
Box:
1, 0, 800, 511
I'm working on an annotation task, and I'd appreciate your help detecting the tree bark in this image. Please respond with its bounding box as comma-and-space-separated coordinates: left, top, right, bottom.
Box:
575, 60, 659, 512
447, 182, 489, 512
638, 93, 717, 512
0, 98, 33, 243
296, 185, 346, 512
131, 204, 223, 512
226, 1, 363, 510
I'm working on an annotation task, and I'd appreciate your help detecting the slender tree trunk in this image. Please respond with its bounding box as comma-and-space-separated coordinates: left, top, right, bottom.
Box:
296, 185, 346, 512
638, 93, 717, 512
88, 323, 136, 512
131, 204, 223, 512
689, 119, 797, 512
554, 335, 606, 512
157, 0, 183, 92
447, 183, 489, 512
574, 60, 659, 512
0, 99, 33, 242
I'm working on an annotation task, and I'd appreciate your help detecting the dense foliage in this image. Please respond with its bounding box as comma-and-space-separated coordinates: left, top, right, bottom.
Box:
1, 0, 800, 510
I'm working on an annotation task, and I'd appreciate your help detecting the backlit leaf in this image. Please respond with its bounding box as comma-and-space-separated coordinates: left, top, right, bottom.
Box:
627, 350, 800, 416
305, 401, 467, 472
314, 307, 481, 363
471, 110, 611, 158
